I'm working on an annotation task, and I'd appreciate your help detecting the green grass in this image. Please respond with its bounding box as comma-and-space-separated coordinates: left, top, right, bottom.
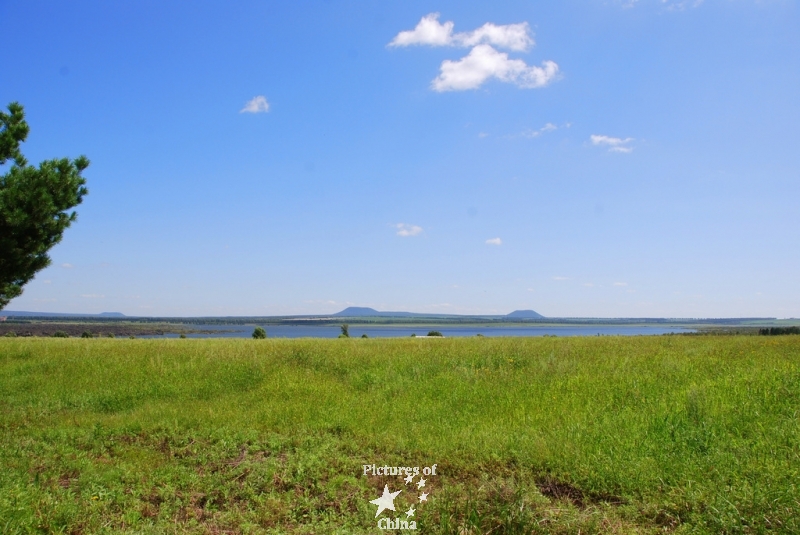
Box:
1, 336, 798, 534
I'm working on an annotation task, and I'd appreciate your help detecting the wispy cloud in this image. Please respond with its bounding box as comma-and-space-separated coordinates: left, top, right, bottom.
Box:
240, 96, 270, 113
661, 0, 705, 11
590, 134, 634, 153
80, 294, 105, 299
615, 0, 705, 10
390, 14, 560, 92
485, 237, 502, 245
61, 263, 73, 269
394, 223, 423, 237
514, 122, 561, 138
613, 282, 628, 286
553, 276, 568, 281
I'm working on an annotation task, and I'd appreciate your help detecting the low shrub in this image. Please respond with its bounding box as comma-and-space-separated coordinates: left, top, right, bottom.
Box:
252, 327, 267, 339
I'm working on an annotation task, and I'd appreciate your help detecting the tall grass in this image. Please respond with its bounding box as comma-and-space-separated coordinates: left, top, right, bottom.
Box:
1, 336, 798, 533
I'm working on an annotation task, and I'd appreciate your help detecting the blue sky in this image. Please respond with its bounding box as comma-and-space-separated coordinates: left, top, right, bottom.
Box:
1, 0, 798, 318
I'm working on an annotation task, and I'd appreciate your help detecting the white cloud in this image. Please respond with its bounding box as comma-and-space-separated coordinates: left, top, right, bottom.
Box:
541, 122, 557, 132
240, 96, 270, 113
80, 294, 105, 299
389, 13, 455, 47
43, 280, 52, 284
61, 263, 73, 269
485, 237, 502, 245
590, 134, 634, 153
613, 282, 628, 286
391, 14, 558, 92
456, 22, 533, 52
394, 223, 423, 237
432, 45, 559, 92
389, 13, 534, 51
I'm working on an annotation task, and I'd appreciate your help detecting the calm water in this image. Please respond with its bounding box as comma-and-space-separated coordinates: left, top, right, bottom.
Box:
147, 324, 695, 339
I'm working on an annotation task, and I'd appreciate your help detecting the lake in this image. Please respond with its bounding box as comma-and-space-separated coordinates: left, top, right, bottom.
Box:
145, 324, 696, 339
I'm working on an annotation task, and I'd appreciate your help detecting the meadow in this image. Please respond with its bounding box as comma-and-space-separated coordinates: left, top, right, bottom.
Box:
0, 335, 798, 534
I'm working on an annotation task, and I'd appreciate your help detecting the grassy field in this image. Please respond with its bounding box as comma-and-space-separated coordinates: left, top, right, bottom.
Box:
1, 336, 798, 534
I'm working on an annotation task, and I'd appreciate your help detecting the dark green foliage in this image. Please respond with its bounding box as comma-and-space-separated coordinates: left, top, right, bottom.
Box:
361, 333, 368, 338
0, 102, 89, 309
340, 323, 349, 337
759, 326, 800, 336
252, 326, 266, 339
179, 333, 186, 339
3, 331, 15, 337
80, 331, 92, 339
427, 330, 443, 337
52, 330, 68, 338
106, 333, 114, 338
0, 103, 29, 162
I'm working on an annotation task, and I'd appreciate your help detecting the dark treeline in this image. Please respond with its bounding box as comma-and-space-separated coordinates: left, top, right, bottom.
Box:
759, 326, 800, 336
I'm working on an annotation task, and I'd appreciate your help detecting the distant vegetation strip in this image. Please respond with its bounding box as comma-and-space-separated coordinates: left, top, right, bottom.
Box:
759, 326, 800, 335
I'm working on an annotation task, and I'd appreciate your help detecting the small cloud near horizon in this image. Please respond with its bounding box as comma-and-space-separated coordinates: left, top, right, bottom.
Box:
591, 134, 634, 153
394, 223, 423, 237
61, 263, 73, 269
485, 237, 502, 245
240, 96, 270, 113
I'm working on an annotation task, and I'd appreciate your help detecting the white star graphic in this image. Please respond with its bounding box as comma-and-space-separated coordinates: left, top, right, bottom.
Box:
417, 477, 426, 489
404, 474, 414, 484
406, 506, 416, 517
370, 485, 402, 518
419, 492, 428, 503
